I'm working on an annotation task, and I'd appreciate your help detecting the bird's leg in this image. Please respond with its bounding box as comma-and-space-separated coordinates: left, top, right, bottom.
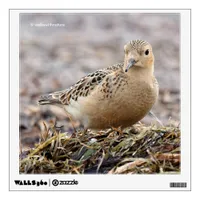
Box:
69, 116, 77, 137
63, 110, 77, 135
111, 126, 123, 135
110, 126, 123, 136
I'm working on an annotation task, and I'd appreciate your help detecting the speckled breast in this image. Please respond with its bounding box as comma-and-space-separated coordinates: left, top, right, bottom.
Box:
86, 79, 158, 129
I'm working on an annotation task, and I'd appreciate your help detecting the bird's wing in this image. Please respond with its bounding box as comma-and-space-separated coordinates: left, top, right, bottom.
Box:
38, 63, 123, 105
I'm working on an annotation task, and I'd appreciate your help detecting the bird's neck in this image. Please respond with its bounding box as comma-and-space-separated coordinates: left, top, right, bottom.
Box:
126, 65, 154, 78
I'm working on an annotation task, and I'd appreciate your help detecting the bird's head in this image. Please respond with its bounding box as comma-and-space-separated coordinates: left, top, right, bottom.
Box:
123, 40, 154, 73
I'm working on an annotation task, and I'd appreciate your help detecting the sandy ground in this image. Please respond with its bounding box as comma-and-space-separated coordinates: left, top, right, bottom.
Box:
19, 13, 180, 147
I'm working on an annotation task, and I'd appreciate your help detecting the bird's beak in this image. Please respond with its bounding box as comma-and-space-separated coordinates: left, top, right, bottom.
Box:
125, 58, 136, 72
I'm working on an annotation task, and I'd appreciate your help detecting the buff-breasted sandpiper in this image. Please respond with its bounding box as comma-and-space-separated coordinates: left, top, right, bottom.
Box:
38, 40, 159, 129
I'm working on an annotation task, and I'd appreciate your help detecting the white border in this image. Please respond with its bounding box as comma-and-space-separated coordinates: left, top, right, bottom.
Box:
9, 9, 191, 191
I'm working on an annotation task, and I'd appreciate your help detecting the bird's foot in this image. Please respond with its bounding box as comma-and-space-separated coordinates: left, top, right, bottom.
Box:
109, 126, 123, 136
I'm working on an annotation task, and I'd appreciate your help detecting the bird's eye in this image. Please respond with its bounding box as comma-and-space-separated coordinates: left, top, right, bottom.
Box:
145, 49, 149, 55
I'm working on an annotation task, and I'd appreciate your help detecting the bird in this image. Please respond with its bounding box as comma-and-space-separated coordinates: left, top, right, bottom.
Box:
38, 39, 159, 130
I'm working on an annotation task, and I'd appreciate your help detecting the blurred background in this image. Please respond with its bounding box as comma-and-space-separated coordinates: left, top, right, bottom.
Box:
19, 13, 180, 148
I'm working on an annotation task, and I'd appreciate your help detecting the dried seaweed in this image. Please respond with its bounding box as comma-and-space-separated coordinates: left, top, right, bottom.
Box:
19, 122, 180, 174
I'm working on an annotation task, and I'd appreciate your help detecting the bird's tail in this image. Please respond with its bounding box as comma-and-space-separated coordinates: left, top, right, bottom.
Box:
38, 91, 63, 105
